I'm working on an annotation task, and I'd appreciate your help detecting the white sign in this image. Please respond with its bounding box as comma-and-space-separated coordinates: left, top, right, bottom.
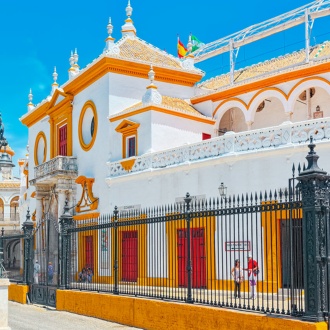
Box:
225, 241, 250, 252
175, 194, 206, 205
118, 204, 141, 213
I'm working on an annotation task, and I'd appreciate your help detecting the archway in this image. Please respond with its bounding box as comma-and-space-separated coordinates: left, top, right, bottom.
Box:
218, 107, 247, 135
10, 196, 19, 221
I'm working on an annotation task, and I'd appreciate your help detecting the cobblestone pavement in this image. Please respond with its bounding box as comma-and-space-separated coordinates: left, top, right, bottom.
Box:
8, 301, 142, 330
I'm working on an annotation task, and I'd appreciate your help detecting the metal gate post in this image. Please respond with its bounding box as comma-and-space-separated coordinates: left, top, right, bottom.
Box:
184, 193, 193, 303
22, 210, 34, 285
297, 138, 330, 321
59, 200, 73, 289
113, 206, 119, 294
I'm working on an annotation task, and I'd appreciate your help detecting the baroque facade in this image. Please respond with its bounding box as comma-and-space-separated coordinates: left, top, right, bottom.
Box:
19, 2, 330, 284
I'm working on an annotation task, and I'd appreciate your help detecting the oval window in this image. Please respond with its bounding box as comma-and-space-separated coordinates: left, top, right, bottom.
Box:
79, 101, 98, 151
34, 132, 47, 165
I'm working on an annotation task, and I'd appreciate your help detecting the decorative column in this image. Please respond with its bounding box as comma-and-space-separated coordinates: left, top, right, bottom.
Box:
59, 200, 73, 289
113, 206, 119, 295
22, 210, 34, 285
297, 137, 330, 321
184, 193, 193, 304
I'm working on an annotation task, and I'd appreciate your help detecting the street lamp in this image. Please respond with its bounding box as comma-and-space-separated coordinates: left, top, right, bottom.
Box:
218, 182, 227, 199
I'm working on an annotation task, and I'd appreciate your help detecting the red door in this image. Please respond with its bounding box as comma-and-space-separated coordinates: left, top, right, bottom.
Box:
59, 124, 67, 156
85, 236, 94, 270
122, 231, 138, 282
177, 228, 206, 288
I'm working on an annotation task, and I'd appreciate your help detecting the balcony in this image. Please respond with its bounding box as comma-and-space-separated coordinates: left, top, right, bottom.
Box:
106, 117, 330, 179
31, 156, 78, 185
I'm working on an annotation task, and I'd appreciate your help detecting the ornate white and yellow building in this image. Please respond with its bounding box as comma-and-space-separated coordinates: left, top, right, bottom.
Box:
19, 1, 330, 278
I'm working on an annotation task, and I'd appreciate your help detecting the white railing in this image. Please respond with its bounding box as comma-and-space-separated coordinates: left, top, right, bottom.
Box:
34, 156, 78, 180
108, 118, 330, 178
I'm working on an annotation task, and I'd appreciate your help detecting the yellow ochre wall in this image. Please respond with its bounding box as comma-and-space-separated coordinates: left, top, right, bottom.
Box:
8, 283, 29, 304
57, 290, 327, 330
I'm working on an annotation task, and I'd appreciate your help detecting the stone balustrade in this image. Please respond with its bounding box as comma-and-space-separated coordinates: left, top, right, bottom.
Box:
107, 118, 330, 178
33, 156, 78, 183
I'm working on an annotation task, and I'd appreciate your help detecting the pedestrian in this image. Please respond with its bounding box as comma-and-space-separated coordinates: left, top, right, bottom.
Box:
231, 259, 243, 298
34, 260, 40, 284
87, 268, 93, 283
13, 256, 16, 268
48, 262, 54, 284
243, 254, 259, 299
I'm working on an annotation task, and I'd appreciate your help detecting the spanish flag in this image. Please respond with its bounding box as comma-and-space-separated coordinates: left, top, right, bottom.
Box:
177, 37, 187, 58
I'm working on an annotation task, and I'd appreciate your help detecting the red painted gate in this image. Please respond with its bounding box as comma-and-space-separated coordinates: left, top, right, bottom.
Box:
177, 228, 206, 288
85, 236, 94, 270
121, 230, 138, 282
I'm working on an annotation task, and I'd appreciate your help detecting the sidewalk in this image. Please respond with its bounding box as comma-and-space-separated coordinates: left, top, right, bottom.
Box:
8, 301, 141, 330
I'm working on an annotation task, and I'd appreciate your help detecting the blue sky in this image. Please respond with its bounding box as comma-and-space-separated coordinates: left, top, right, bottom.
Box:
1, 0, 329, 176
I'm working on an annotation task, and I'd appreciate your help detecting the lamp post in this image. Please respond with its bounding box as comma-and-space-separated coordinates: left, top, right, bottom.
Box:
0, 114, 15, 278
218, 182, 227, 199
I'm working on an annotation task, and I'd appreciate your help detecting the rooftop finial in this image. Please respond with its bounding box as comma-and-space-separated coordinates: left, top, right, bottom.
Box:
27, 89, 34, 111
104, 17, 117, 54
69, 50, 74, 67
51, 66, 59, 95
148, 65, 155, 84
107, 17, 113, 36
126, 0, 132, 18
142, 66, 162, 105
121, 0, 136, 37
68, 49, 80, 79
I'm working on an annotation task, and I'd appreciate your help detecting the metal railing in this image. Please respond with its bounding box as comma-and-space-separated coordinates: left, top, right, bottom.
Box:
67, 189, 304, 317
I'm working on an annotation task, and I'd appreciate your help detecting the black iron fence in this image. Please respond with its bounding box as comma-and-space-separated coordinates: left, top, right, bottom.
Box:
67, 189, 304, 316
2, 139, 330, 324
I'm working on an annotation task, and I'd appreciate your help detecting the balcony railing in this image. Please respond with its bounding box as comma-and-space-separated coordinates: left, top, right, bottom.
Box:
107, 117, 330, 178
33, 156, 78, 182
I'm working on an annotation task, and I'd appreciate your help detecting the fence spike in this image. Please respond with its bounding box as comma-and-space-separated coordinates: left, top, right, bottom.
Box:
228, 195, 232, 205
259, 191, 262, 202
264, 190, 268, 200
292, 163, 295, 177
237, 194, 240, 205
279, 188, 283, 201
233, 194, 236, 205
274, 189, 277, 200
254, 191, 258, 203
246, 193, 249, 205
241, 193, 245, 205
297, 162, 301, 174
303, 163, 306, 171
269, 190, 273, 200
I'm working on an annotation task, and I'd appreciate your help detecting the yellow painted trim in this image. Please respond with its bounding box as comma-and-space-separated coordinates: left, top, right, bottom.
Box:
261, 201, 303, 293
212, 98, 248, 118
8, 283, 29, 304
115, 120, 140, 159
247, 87, 288, 108
166, 216, 216, 289
192, 62, 330, 104
120, 158, 136, 171
0, 146, 14, 156
78, 100, 98, 151
287, 76, 330, 99
20, 102, 49, 128
57, 290, 327, 330
75, 176, 99, 213
49, 105, 73, 158
31, 191, 36, 198
34, 131, 47, 166
73, 212, 100, 221
110, 105, 215, 125
63, 58, 203, 97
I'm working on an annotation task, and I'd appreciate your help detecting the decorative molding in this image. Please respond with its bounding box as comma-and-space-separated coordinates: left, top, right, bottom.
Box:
75, 176, 99, 213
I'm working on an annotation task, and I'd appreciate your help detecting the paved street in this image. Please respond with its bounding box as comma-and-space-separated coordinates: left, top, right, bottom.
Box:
8, 302, 141, 330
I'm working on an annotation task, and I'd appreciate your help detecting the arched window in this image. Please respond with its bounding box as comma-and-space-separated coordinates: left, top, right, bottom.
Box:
10, 197, 19, 221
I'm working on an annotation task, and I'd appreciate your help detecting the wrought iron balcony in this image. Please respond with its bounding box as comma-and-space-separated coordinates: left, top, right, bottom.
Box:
32, 156, 78, 184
